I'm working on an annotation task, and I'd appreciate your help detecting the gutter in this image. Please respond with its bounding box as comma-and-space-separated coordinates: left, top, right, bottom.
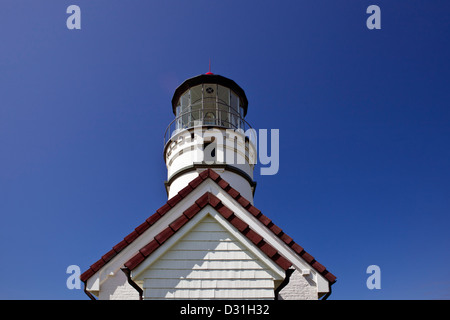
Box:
121, 267, 143, 300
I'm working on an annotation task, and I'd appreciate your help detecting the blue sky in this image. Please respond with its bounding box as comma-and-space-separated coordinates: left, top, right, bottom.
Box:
0, 1, 449, 299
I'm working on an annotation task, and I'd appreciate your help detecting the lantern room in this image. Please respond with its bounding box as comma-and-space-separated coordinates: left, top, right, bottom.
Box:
165, 74, 250, 143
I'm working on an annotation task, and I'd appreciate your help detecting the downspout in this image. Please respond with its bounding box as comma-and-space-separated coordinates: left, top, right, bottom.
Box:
274, 268, 295, 300
121, 267, 143, 300
82, 281, 97, 300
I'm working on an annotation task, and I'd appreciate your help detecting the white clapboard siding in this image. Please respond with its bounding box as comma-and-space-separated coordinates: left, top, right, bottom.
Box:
145, 279, 274, 289
160, 250, 253, 260
144, 288, 275, 299
151, 259, 267, 270
172, 240, 243, 251
178, 230, 233, 241
141, 215, 276, 299
143, 269, 275, 280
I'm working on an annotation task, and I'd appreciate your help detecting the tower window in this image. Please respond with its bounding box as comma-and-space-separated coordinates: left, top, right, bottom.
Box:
203, 141, 216, 163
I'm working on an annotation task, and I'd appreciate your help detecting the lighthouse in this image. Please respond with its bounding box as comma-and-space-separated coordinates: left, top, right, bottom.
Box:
80, 71, 336, 300
164, 72, 256, 202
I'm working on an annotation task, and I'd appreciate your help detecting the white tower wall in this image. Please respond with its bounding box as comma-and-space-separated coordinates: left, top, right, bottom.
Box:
164, 127, 257, 202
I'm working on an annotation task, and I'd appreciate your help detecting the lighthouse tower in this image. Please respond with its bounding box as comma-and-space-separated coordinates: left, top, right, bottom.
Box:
163, 72, 257, 202
80, 71, 336, 300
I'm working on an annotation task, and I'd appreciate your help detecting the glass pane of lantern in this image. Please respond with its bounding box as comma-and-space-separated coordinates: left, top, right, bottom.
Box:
175, 105, 181, 129
219, 104, 229, 127
203, 84, 216, 112
190, 85, 202, 126
230, 91, 238, 112
182, 113, 189, 128
180, 91, 190, 127
218, 85, 229, 105
190, 85, 202, 105
181, 91, 190, 113
229, 92, 239, 129
231, 112, 237, 129
191, 103, 201, 126
203, 99, 216, 114
203, 85, 216, 115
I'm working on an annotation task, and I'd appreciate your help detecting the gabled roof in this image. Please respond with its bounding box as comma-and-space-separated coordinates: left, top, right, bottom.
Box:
80, 169, 336, 285
123, 191, 292, 273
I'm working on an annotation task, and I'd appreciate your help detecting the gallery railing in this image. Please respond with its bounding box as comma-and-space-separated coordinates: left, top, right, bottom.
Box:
164, 107, 256, 146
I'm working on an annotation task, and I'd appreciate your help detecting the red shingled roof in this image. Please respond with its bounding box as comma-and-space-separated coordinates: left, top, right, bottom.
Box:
80, 169, 336, 284
123, 192, 293, 272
